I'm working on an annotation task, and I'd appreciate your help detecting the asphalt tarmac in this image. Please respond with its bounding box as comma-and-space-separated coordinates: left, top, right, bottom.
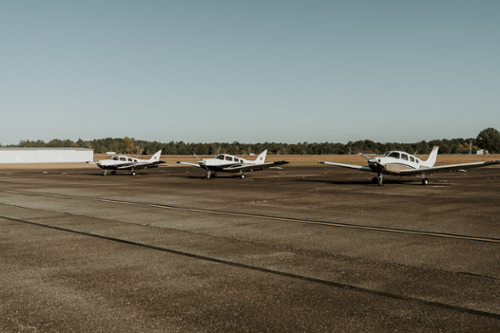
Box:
1, 165, 500, 332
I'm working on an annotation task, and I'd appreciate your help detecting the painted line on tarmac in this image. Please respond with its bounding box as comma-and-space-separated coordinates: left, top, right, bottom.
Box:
2, 188, 500, 244
2, 214, 500, 320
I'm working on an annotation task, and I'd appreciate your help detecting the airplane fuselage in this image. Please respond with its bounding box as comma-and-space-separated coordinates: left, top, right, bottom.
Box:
367, 151, 427, 176
88, 150, 165, 176
95, 156, 143, 170
317, 146, 500, 186
177, 150, 288, 179
198, 154, 262, 172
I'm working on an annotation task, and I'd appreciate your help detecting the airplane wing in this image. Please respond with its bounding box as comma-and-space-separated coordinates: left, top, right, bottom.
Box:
318, 161, 373, 172
176, 161, 202, 168
399, 160, 500, 176
117, 161, 167, 170
222, 161, 289, 172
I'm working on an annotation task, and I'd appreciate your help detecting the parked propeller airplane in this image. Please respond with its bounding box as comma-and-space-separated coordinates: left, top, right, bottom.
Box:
177, 150, 289, 179
87, 150, 167, 176
318, 146, 500, 186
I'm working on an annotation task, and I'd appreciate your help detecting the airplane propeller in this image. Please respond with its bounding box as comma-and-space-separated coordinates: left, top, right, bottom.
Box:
358, 153, 371, 160
358, 153, 386, 172
193, 153, 205, 166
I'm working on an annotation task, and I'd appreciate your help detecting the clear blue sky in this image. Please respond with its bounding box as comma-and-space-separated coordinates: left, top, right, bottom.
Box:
1, 1, 499, 145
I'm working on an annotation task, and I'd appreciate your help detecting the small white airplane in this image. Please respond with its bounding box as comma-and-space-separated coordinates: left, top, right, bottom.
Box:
177, 150, 289, 179
318, 146, 500, 186
87, 150, 167, 176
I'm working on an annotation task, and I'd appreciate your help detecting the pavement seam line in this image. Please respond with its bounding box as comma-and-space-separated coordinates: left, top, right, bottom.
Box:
2, 189, 500, 244
1, 214, 500, 321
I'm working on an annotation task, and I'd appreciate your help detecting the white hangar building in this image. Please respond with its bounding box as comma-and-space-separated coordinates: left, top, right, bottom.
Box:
0, 147, 94, 164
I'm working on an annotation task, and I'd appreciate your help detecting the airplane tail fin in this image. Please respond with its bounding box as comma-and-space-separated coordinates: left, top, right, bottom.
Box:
423, 146, 439, 167
255, 150, 267, 163
150, 150, 162, 162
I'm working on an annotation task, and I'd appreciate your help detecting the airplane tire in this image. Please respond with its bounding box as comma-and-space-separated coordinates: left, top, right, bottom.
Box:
422, 178, 429, 186
241, 174, 245, 179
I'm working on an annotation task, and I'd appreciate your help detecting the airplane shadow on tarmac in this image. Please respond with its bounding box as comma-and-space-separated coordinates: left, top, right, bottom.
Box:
294, 178, 451, 186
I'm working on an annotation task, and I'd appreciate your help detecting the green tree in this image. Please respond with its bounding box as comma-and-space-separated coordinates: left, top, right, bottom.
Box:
46, 139, 64, 147
110, 141, 120, 153
477, 128, 500, 154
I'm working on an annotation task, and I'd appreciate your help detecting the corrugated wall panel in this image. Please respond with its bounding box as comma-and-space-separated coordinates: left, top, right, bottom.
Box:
0, 149, 93, 164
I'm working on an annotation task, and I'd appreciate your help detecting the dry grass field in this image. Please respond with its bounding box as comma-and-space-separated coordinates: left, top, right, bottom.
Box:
1, 153, 499, 170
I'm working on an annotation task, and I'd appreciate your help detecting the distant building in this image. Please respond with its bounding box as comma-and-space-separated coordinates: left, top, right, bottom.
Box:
459, 149, 489, 155
351, 150, 376, 155
0, 147, 93, 164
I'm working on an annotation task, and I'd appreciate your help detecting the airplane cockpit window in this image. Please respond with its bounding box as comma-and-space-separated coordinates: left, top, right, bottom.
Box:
215, 155, 224, 160
127, 158, 133, 162
388, 152, 400, 159
119, 157, 126, 161
225, 156, 233, 161
401, 154, 408, 161
234, 158, 240, 163
112, 156, 119, 160
410, 156, 414, 162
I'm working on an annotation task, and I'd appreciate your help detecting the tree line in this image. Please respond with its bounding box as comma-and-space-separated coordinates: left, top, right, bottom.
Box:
3, 128, 499, 155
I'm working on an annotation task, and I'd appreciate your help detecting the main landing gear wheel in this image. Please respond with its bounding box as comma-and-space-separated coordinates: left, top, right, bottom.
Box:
205, 172, 212, 180
131, 171, 136, 176
240, 174, 245, 179
111, 170, 116, 175
422, 178, 429, 186
103, 170, 108, 176
372, 177, 377, 184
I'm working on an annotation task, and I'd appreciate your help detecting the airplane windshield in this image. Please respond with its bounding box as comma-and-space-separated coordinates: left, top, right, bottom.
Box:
111, 156, 119, 160
388, 152, 400, 159
215, 155, 224, 160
